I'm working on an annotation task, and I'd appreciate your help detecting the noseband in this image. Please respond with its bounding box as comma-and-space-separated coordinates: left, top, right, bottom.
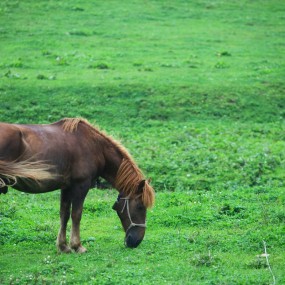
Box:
116, 195, 146, 235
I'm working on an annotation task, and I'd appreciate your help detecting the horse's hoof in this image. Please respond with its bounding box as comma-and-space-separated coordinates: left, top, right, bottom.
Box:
58, 245, 72, 254
75, 246, 87, 254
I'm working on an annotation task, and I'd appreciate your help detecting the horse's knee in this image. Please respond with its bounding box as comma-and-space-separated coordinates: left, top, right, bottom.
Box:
71, 208, 83, 222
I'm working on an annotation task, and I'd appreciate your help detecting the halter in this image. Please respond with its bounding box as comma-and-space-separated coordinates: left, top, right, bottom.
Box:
117, 195, 146, 235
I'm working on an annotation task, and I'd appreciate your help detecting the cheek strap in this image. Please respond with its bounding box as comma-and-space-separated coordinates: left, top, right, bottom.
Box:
120, 197, 147, 234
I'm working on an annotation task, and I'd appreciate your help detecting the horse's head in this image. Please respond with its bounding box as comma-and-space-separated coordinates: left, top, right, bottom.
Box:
112, 180, 149, 248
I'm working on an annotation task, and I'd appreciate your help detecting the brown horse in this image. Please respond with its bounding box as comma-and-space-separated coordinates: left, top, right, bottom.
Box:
0, 118, 155, 252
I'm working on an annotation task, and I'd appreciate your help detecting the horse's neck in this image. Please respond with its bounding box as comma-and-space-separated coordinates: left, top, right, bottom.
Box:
101, 146, 123, 188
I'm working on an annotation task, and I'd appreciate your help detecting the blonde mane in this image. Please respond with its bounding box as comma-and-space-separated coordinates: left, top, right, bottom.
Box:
60, 118, 155, 208
61, 117, 91, 133
115, 159, 155, 208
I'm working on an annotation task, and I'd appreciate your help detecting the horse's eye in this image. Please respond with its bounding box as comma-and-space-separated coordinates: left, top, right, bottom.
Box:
137, 204, 145, 211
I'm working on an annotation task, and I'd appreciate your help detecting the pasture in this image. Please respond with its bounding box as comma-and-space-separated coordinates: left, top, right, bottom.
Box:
0, 0, 285, 284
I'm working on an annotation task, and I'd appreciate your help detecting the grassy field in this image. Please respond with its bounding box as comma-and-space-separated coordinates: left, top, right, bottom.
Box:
0, 0, 285, 284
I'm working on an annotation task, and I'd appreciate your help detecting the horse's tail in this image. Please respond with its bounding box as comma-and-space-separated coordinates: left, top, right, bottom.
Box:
0, 159, 54, 187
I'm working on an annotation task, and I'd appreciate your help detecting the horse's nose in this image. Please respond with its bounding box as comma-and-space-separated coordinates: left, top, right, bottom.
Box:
125, 233, 143, 248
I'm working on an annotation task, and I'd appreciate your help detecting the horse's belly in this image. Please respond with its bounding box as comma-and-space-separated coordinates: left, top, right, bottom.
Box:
13, 178, 62, 194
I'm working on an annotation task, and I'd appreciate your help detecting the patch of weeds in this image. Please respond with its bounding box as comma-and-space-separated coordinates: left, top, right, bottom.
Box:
8, 274, 44, 285
247, 254, 268, 269
184, 234, 196, 244
0, 223, 14, 245
155, 213, 180, 228
68, 30, 90, 36
42, 50, 53, 56
219, 204, 246, 217
88, 63, 109, 69
83, 237, 96, 246
84, 201, 110, 216
217, 51, 231, 57
0, 202, 17, 218
187, 63, 199, 68
190, 250, 217, 267
185, 58, 200, 68
274, 211, 285, 223
71, 6, 85, 12
162, 195, 186, 207
37, 74, 48, 80
133, 62, 143, 67
34, 222, 54, 232
5, 58, 24, 68
55, 56, 69, 66
136, 65, 153, 72
4, 70, 21, 79
254, 187, 268, 194
161, 63, 177, 68
214, 61, 229, 69
37, 74, 56, 80
205, 3, 216, 9
43, 255, 54, 265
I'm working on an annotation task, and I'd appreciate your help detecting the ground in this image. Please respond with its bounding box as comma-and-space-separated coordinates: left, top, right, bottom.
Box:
0, 0, 284, 284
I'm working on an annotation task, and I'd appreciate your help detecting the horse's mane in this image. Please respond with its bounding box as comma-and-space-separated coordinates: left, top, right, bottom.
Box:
60, 118, 155, 208
61, 117, 91, 133
115, 158, 154, 208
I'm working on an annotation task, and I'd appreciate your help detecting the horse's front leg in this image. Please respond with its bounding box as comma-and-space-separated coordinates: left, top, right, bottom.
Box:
70, 182, 89, 253
57, 188, 72, 253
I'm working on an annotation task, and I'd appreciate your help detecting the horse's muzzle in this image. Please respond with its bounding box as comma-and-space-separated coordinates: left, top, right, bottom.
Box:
125, 233, 143, 248
125, 227, 145, 248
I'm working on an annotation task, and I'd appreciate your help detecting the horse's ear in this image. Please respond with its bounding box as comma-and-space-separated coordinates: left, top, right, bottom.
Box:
137, 180, 146, 194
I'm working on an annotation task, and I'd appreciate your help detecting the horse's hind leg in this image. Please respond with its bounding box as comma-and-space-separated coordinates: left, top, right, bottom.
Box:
69, 182, 89, 253
57, 188, 72, 253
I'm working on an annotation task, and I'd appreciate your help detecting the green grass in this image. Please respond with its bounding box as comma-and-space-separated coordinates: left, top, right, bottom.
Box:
0, 0, 285, 284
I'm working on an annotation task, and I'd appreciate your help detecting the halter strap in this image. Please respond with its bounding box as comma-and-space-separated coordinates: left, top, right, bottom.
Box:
119, 197, 146, 234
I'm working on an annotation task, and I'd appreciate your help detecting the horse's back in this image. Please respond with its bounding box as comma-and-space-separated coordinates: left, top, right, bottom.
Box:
0, 120, 103, 190
0, 122, 68, 162
0, 122, 70, 192
0, 120, 98, 159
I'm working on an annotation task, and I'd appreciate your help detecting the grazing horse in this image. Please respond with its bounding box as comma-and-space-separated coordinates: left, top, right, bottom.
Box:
0, 118, 155, 252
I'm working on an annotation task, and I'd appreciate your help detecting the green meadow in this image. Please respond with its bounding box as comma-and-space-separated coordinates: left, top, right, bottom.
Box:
0, 0, 285, 284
